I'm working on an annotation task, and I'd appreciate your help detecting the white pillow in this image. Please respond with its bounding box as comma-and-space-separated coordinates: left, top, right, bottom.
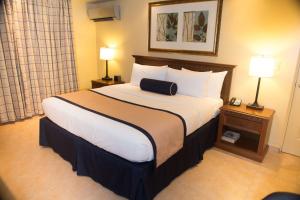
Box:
166, 68, 211, 97
183, 68, 227, 98
130, 63, 168, 86
207, 71, 227, 98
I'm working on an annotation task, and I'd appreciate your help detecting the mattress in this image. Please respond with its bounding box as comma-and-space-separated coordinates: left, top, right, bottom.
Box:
42, 83, 223, 163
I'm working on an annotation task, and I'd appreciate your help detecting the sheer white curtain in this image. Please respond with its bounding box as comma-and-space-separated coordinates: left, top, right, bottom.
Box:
0, 0, 78, 123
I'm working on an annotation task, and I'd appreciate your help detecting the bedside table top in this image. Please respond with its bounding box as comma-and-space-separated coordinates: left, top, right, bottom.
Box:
221, 104, 275, 119
92, 79, 125, 85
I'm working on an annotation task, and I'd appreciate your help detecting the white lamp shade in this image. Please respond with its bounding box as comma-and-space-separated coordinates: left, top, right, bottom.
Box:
100, 47, 114, 61
249, 56, 275, 78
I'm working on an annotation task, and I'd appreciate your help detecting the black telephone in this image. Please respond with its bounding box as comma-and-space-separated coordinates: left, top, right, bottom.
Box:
229, 97, 242, 106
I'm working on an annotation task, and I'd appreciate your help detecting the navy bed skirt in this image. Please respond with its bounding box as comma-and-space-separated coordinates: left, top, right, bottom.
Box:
39, 116, 218, 200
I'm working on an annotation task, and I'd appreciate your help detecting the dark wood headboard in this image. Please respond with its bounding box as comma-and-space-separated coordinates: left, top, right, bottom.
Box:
133, 55, 236, 104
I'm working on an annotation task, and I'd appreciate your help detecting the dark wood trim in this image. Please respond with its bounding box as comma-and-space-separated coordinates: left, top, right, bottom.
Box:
132, 55, 236, 103
214, 0, 223, 56
149, 0, 219, 7
148, 0, 223, 56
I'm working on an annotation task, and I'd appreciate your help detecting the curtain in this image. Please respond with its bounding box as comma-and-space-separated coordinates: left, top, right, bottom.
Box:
0, 0, 78, 124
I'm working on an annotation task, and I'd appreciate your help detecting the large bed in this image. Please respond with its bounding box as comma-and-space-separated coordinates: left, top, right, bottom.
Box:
39, 55, 235, 200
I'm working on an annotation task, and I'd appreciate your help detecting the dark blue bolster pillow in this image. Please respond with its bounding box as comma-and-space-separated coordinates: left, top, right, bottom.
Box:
140, 78, 177, 95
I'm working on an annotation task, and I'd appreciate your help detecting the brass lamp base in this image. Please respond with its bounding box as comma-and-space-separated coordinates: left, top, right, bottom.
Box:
248, 77, 264, 110
102, 60, 112, 81
247, 102, 264, 110
102, 76, 112, 81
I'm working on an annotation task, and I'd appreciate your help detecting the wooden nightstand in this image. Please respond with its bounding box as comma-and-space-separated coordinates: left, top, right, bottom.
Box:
91, 79, 125, 89
215, 104, 275, 162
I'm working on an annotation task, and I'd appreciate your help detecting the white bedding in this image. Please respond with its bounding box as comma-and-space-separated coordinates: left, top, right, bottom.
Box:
42, 83, 223, 163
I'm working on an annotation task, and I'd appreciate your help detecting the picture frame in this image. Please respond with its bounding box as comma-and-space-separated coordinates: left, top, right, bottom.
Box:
148, 0, 223, 56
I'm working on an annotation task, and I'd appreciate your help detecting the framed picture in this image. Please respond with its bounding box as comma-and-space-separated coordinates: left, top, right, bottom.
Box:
148, 0, 223, 56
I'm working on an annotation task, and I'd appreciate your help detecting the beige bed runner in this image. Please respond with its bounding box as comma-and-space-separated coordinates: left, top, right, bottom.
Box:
55, 90, 186, 167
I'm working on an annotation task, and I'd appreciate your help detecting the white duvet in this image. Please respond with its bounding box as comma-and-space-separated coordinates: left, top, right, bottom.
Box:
42, 83, 223, 162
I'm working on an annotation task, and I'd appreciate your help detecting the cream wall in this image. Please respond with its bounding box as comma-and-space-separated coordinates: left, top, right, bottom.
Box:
72, 0, 98, 89
95, 0, 300, 148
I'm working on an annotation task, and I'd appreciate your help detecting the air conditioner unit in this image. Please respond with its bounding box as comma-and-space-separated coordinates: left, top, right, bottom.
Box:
86, 0, 120, 22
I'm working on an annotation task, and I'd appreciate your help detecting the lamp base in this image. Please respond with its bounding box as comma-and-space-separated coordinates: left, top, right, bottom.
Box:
247, 102, 264, 110
102, 76, 112, 81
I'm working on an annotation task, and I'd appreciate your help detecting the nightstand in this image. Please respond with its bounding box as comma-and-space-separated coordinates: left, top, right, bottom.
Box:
215, 104, 275, 162
91, 79, 125, 89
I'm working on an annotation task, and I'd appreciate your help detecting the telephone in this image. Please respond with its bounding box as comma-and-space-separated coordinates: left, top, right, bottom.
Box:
229, 97, 242, 106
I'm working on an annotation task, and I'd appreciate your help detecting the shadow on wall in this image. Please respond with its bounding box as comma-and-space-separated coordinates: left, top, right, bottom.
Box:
0, 177, 15, 200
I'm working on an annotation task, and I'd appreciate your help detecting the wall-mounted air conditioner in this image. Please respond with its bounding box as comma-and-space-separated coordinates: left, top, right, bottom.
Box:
86, 0, 120, 22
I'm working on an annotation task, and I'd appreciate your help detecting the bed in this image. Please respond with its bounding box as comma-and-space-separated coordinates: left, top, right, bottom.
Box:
39, 55, 235, 200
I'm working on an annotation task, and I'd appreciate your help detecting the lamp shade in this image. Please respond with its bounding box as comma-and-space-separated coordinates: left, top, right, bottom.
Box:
100, 47, 114, 61
249, 56, 275, 78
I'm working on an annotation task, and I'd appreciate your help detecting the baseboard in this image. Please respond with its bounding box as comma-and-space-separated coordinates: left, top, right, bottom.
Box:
268, 145, 281, 153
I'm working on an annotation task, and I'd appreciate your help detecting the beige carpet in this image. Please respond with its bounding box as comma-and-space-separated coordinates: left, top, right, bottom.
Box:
0, 117, 299, 200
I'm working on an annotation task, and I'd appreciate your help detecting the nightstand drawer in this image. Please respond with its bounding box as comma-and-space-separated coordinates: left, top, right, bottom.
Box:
223, 111, 262, 134
92, 81, 104, 88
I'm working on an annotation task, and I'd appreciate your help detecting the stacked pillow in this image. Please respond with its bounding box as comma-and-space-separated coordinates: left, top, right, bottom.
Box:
166, 68, 211, 98
130, 63, 227, 98
182, 68, 227, 98
130, 63, 168, 86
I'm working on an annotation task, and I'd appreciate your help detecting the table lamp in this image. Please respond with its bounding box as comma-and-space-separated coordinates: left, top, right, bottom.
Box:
247, 56, 275, 110
100, 47, 114, 81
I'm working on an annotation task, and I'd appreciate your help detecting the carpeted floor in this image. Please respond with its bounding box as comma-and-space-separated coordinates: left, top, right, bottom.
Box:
0, 116, 300, 200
